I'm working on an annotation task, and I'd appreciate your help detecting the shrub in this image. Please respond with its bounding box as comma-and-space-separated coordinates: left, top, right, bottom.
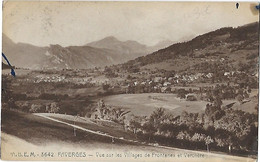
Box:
29, 104, 45, 113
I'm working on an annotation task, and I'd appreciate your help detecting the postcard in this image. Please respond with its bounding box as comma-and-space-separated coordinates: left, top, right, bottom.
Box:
1, 1, 259, 161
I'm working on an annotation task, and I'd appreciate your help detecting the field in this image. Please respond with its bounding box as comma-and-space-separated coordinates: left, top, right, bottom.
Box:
37, 113, 137, 140
1, 109, 118, 145
103, 93, 209, 116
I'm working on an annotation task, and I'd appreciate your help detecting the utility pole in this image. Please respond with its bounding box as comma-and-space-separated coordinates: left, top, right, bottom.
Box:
73, 115, 79, 136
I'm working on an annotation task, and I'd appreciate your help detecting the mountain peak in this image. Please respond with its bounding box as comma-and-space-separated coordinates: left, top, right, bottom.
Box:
100, 36, 119, 42
86, 36, 121, 47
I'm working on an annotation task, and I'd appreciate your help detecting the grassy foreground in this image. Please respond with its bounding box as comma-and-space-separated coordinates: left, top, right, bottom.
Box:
1, 109, 135, 145
1, 109, 256, 162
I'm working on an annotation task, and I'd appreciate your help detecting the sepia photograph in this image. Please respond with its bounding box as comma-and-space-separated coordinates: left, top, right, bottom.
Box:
1, 1, 259, 161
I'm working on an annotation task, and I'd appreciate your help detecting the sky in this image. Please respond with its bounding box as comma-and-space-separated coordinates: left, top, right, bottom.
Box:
3, 1, 259, 47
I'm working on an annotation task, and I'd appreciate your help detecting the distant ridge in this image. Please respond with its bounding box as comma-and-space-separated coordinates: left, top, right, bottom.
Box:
86, 36, 148, 57
86, 36, 174, 58
3, 22, 257, 70
118, 22, 259, 74
2, 34, 173, 69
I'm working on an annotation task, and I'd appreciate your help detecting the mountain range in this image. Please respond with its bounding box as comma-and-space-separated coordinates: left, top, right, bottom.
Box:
3, 22, 258, 71
86, 36, 173, 58
119, 22, 259, 74
2, 34, 172, 70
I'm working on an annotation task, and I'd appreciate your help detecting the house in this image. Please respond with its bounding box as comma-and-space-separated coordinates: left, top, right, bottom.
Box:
220, 58, 225, 62
141, 81, 146, 85
224, 72, 230, 76
206, 73, 213, 78
174, 74, 180, 78
168, 77, 174, 81
154, 77, 162, 83
163, 82, 171, 87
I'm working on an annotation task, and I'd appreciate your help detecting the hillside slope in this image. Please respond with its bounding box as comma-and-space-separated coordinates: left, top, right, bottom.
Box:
2, 35, 49, 69
120, 22, 259, 74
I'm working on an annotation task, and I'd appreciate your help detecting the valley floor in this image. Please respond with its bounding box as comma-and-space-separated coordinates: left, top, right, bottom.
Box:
103, 93, 209, 116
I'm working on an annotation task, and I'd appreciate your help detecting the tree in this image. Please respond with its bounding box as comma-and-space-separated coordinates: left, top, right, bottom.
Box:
213, 96, 223, 108
177, 89, 188, 99
126, 75, 132, 80
142, 122, 156, 142
47, 102, 60, 113
205, 136, 214, 152
111, 107, 130, 123
29, 104, 44, 113
102, 84, 110, 91
129, 119, 141, 134
243, 91, 249, 99
181, 111, 190, 122
191, 133, 206, 142
236, 94, 244, 105
176, 131, 191, 140
150, 108, 165, 127
213, 110, 225, 120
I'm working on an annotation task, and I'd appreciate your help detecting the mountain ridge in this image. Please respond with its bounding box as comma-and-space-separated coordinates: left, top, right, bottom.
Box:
3, 22, 258, 70
2, 35, 139, 69
86, 36, 173, 57
117, 22, 259, 74
2, 34, 173, 69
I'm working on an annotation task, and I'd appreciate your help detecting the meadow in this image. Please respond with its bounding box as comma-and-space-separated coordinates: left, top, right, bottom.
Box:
103, 93, 209, 116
